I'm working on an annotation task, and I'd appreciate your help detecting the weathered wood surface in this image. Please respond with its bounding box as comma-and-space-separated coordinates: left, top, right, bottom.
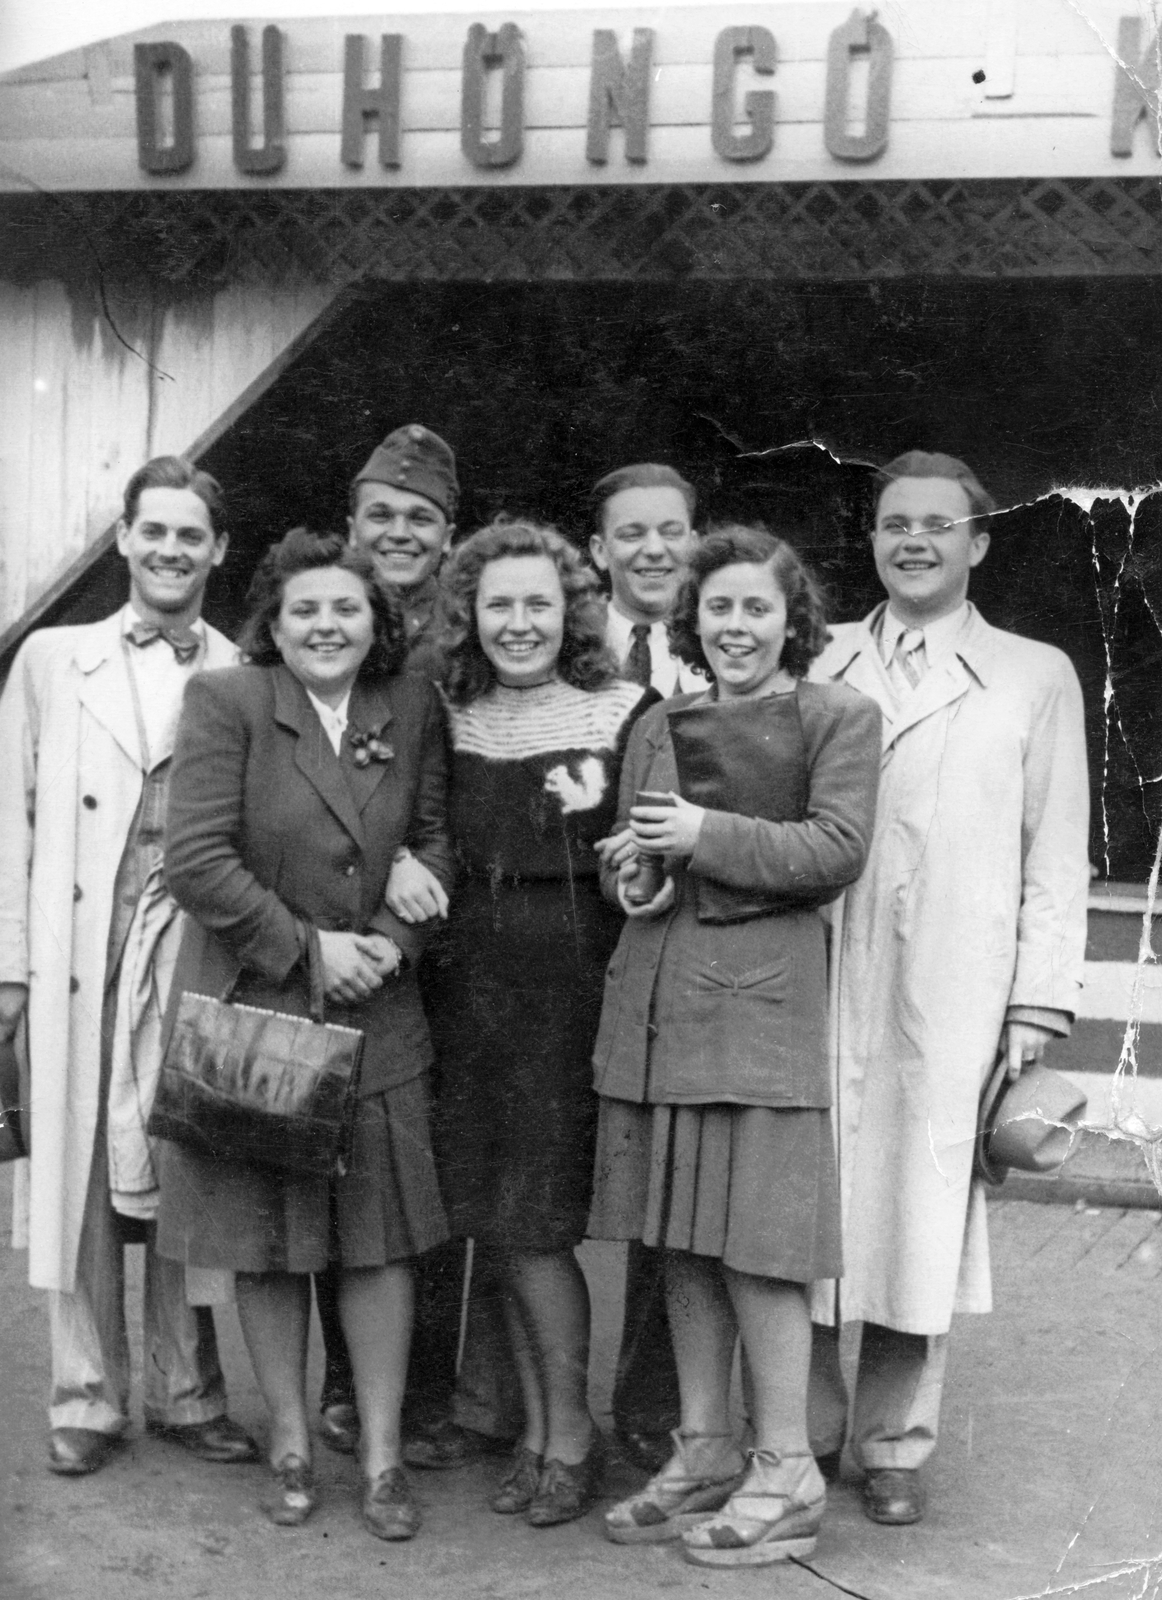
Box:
0, 279, 337, 635
1, 2, 1158, 188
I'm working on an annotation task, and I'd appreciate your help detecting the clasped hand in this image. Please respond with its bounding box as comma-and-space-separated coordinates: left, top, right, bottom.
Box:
384, 848, 449, 925
317, 929, 399, 1005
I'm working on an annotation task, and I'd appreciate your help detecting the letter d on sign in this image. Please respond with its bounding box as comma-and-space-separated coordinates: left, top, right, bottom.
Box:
135, 42, 195, 174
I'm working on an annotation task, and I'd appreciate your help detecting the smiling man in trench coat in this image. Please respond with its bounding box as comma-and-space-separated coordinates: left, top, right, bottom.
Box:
0, 456, 255, 1476
807, 451, 1090, 1525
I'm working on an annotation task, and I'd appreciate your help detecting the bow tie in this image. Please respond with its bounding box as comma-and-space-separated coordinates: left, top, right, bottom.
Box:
126, 620, 201, 665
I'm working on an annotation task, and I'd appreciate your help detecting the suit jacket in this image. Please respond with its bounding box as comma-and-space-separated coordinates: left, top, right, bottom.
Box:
808, 602, 1089, 1333
0, 610, 236, 1291
164, 663, 454, 1096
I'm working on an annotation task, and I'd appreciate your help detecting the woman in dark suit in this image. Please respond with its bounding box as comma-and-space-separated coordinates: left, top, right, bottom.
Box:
156, 529, 453, 1541
590, 527, 881, 1566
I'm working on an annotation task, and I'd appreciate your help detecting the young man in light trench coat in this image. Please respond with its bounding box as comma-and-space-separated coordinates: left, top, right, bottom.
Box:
0, 457, 256, 1476
807, 451, 1090, 1525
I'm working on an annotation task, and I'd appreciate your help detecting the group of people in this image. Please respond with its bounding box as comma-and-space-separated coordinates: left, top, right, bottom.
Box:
0, 424, 1090, 1568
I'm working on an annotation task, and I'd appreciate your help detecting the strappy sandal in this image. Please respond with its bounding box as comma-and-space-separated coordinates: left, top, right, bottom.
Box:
491, 1446, 544, 1514
681, 1448, 825, 1567
262, 1454, 316, 1527
604, 1429, 746, 1545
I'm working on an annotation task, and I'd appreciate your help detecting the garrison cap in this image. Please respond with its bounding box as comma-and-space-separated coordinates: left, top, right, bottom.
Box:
354, 424, 459, 518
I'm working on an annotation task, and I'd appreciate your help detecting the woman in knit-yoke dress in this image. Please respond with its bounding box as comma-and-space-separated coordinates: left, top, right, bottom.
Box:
423, 519, 653, 1529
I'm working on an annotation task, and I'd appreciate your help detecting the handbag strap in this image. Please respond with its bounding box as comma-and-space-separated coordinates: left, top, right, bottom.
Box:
304, 923, 327, 1025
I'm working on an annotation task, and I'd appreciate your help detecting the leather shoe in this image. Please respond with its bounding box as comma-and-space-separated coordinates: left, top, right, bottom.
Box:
491, 1446, 544, 1515
319, 1402, 360, 1455
403, 1418, 508, 1470
362, 1467, 421, 1540
146, 1416, 259, 1464
48, 1427, 122, 1476
262, 1455, 316, 1527
527, 1430, 605, 1528
861, 1467, 925, 1525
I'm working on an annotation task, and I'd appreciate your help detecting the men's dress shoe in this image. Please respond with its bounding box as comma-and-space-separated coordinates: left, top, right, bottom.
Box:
527, 1431, 605, 1528
319, 1402, 360, 1455
146, 1416, 260, 1464
861, 1467, 925, 1525
262, 1455, 316, 1527
362, 1467, 421, 1541
491, 1447, 544, 1515
48, 1427, 122, 1476
403, 1418, 507, 1470
615, 1427, 673, 1475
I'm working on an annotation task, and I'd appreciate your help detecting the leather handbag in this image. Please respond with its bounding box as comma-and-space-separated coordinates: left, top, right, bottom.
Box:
148, 926, 364, 1180
0, 1034, 28, 1162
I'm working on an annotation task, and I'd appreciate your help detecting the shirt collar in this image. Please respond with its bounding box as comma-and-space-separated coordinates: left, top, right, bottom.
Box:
880, 602, 969, 665
306, 687, 351, 728
606, 601, 667, 646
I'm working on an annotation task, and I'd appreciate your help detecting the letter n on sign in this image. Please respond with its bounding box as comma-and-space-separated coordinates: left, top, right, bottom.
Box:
134, 41, 195, 174
586, 29, 653, 164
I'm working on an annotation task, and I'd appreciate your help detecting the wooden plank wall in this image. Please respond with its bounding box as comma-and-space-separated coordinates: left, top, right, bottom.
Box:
0, 279, 337, 634
1, 1, 1159, 190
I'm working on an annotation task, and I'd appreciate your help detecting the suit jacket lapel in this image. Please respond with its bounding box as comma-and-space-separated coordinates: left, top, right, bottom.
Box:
827, 606, 980, 751
76, 613, 143, 770
345, 680, 396, 814
272, 666, 366, 849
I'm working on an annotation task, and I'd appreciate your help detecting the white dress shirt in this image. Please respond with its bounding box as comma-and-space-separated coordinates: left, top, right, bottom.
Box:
306, 688, 352, 756
604, 603, 705, 697
121, 606, 206, 768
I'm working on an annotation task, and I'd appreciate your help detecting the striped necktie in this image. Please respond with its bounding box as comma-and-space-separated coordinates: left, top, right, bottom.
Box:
892, 628, 926, 690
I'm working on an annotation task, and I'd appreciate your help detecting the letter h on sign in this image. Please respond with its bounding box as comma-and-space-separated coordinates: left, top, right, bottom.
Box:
342, 34, 403, 168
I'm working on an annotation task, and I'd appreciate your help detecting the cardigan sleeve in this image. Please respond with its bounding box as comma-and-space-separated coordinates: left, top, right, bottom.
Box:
690, 688, 882, 904
598, 709, 664, 906
164, 672, 302, 985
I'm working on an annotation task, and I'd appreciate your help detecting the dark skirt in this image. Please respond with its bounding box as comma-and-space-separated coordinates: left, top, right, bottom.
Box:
155, 1074, 449, 1275
588, 1096, 843, 1283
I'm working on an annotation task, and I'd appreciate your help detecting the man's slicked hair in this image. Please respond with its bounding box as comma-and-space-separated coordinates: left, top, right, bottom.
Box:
590, 462, 696, 534
875, 451, 996, 532
122, 456, 226, 535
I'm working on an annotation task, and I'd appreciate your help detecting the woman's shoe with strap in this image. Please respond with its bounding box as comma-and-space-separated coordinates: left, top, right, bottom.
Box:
262, 1455, 316, 1527
604, 1429, 746, 1544
527, 1429, 606, 1528
681, 1448, 825, 1567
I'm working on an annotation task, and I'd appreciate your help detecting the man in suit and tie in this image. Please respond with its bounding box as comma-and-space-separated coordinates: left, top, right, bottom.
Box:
589, 462, 705, 697
588, 461, 706, 1469
0, 456, 257, 1476
808, 451, 1089, 1524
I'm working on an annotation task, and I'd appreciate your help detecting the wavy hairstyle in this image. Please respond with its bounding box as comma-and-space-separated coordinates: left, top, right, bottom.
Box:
122, 455, 227, 534
238, 527, 408, 680
669, 524, 830, 681
439, 519, 619, 706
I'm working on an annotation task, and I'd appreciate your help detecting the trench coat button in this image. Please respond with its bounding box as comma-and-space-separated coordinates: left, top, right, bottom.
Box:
69, 977, 79, 993
343, 865, 356, 877
82, 795, 97, 809
73, 885, 82, 902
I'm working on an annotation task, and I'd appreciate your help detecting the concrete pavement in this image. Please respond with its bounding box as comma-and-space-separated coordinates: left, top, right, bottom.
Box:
3, 1193, 1162, 1600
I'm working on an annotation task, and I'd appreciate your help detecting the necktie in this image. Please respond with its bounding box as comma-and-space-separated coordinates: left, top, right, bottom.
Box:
624, 624, 653, 689
126, 620, 200, 665
892, 628, 926, 691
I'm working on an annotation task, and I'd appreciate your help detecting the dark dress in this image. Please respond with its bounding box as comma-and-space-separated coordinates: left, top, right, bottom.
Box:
155, 663, 454, 1275
588, 683, 883, 1282
427, 677, 652, 1252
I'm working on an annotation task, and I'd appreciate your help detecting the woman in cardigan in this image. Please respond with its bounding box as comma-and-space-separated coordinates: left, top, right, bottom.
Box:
590, 527, 881, 1566
156, 529, 453, 1540
422, 519, 653, 1528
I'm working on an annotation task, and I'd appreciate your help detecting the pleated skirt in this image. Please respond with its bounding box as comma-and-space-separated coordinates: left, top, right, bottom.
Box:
155, 1074, 449, 1275
588, 1096, 843, 1284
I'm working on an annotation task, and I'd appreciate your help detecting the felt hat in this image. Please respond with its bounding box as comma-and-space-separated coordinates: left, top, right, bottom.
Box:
353, 424, 459, 517
974, 1057, 1087, 1186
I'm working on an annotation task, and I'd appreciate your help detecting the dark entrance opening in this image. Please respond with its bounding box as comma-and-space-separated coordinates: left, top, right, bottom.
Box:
26, 275, 1162, 880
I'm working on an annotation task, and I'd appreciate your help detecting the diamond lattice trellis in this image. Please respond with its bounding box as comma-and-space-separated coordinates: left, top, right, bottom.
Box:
1, 178, 1161, 294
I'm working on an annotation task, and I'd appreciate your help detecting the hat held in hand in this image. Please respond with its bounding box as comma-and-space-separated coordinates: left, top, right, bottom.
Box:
974, 1058, 1087, 1187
